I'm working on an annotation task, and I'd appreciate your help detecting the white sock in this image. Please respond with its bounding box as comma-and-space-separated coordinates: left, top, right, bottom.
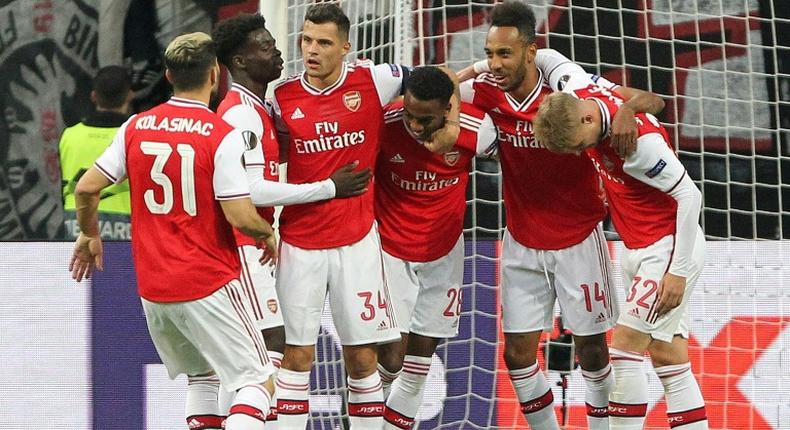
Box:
656, 363, 708, 429
225, 384, 271, 430
383, 355, 430, 429
276, 368, 311, 429
582, 363, 614, 430
347, 372, 385, 429
185, 375, 223, 429
509, 362, 560, 430
378, 362, 401, 400
609, 348, 648, 430
266, 351, 284, 428
218, 385, 234, 418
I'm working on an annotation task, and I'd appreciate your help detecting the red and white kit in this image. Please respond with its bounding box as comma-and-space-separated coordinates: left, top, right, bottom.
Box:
460, 53, 618, 336
218, 82, 335, 331
564, 76, 705, 341
272, 60, 408, 345
94, 97, 273, 390
376, 101, 497, 338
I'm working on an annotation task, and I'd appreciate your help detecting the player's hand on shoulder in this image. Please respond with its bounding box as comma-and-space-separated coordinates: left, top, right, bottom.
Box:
69, 232, 104, 282
654, 272, 686, 318
258, 235, 278, 267
424, 121, 460, 154
330, 160, 371, 198
611, 105, 638, 158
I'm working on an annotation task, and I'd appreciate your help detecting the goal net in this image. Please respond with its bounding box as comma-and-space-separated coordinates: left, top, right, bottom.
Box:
270, 1, 790, 428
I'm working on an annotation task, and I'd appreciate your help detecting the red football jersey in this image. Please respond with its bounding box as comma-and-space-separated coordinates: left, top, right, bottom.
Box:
217, 83, 280, 247
273, 60, 406, 249
461, 71, 606, 250
94, 97, 250, 302
567, 81, 684, 249
375, 101, 497, 262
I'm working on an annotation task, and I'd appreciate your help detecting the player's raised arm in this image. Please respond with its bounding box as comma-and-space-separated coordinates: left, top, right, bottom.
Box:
607, 84, 665, 154
537, 48, 665, 157
424, 66, 462, 154
471, 47, 665, 157
368, 61, 461, 154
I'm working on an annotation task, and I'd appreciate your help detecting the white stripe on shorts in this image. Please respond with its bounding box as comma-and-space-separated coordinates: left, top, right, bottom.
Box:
224, 282, 269, 366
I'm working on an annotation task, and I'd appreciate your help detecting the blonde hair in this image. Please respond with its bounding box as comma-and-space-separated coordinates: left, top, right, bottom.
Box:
533, 92, 581, 153
164, 32, 216, 91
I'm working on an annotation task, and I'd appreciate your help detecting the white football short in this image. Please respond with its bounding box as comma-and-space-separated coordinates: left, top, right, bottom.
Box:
142, 279, 275, 392
238, 245, 284, 330
617, 227, 705, 343
501, 224, 619, 336
275, 225, 400, 346
383, 234, 464, 338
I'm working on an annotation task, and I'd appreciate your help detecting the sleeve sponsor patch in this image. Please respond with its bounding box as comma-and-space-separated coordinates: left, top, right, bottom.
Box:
389, 63, 401, 77
645, 159, 667, 178
241, 130, 258, 151
558, 74, 570, 90
590, 74, 601, 83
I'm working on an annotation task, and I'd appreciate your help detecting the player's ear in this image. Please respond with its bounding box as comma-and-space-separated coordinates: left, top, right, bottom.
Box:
525, 42, 537, 63
341, 40, 351, 56
583, 114, 593, 124
209, 62, 220, 87
232, 54, 245, 70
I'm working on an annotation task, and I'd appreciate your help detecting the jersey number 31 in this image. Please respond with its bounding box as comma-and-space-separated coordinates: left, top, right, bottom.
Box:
141, 141, 197, 216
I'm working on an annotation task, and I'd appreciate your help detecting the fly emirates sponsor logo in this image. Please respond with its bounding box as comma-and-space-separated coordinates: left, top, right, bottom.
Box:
135, 115, 214, 136
498, 120, 545, 149
294, 121, 366, 154
390, 169, 459, 192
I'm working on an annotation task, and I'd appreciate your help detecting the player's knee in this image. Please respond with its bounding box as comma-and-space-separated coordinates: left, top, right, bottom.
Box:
648, 336, 689, 367
503, 333, 539, 369
611, 324, 652, 354
343, 345, 378, 378
574, 334, 610, 370
377, 340, 405, 372
282, 344, 315, 372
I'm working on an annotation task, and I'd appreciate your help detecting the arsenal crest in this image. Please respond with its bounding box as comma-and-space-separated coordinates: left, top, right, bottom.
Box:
443, 151, 460, 166
343, 91, 362, 112
267, 299, 278, 314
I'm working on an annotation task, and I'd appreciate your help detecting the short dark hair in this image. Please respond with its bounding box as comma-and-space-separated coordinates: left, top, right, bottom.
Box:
304, 3, 350, 40
164, 32, 217, 92
490, 1, 537, 44
93, 66, 131, 109
212, 13, 267, 69
405, 66, 454, 106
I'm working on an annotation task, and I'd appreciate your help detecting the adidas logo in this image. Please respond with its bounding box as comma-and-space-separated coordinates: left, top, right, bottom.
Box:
491, 107, 502, 114
377, 320, 388, 331
389, 153, 405, 163
628, 308, 640, 318
290, 107, 305, 119
595, 312, 606, 323
187, 419, 202, 429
